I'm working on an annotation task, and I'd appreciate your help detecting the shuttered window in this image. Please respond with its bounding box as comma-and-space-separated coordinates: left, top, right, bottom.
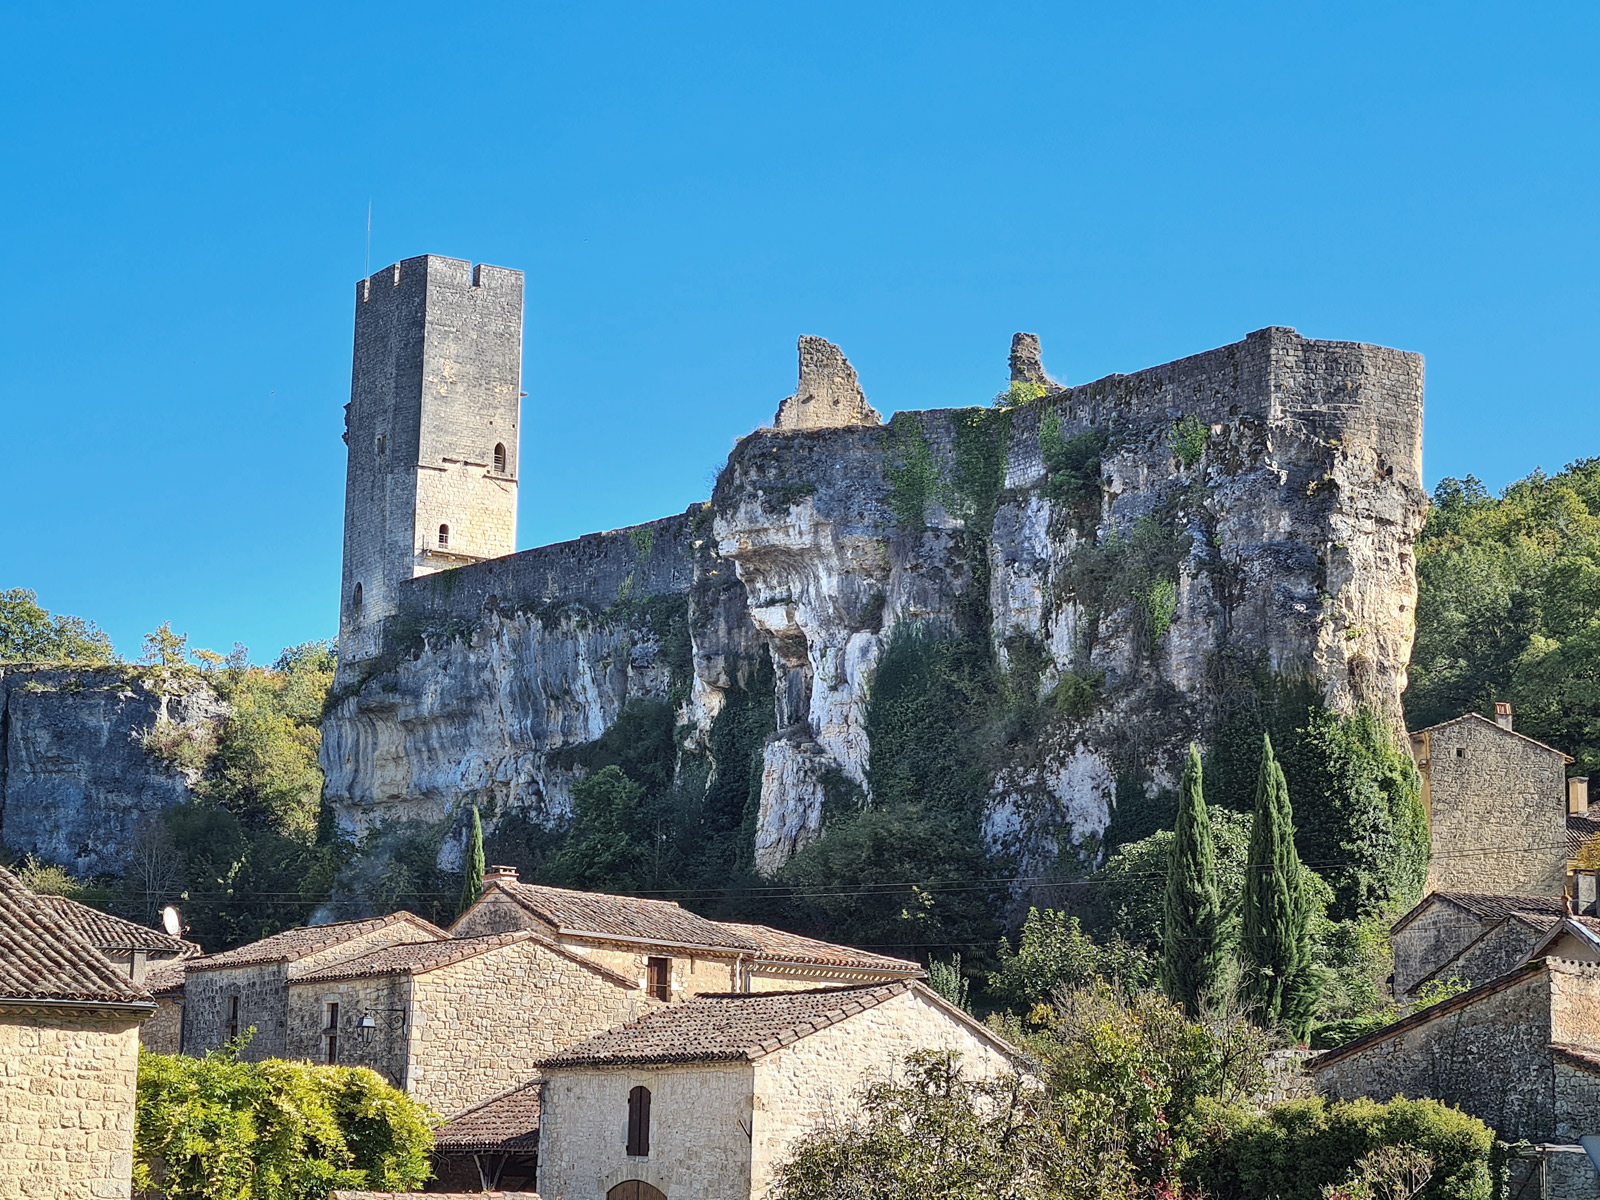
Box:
626, 1085, 651, 1157
646, 956, 670, 1002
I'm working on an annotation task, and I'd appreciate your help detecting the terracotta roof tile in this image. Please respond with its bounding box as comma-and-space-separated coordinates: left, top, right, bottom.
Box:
297, 932, 536, 983
491, 881, 752, 950
143, 958, 188, 997
434, 1078, 541, 1152
718, 921, 922, 975
1432, 892, 1571, 921
187, 913, 449, 971
33, 895, 198, 956
0, 865, 153, 1006
540, 982, 912, 1068
1569, 814, 1600, 856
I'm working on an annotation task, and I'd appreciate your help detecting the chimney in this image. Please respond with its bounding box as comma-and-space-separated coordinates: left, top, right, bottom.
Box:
1576, 870, 1599, 917
1494, 701, 1513, 731
1572, 777, 1591, 818
483, 864, 519, 887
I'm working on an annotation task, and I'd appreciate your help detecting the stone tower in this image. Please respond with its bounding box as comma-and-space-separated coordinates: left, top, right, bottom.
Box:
337, 255, 523, 666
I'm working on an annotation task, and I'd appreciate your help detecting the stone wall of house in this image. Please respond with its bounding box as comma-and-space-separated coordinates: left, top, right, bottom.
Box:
1430, 918, 1555, 995
1312, 965, 1565, 1141
286, 973, 412, 1084
537, 1061, 755, 1200
0, 1010, 142, 1200
407, 938, 660, 1116
139, 996, 183, 1055
748, 989, 1015, 1195
450, 889, 553, 938
570, 942, 738, 1000
1392, 904, 1496, 997
1554, 1055, 1600, 1141
1415, 717, 1569, 896
182, 962, 289, 1059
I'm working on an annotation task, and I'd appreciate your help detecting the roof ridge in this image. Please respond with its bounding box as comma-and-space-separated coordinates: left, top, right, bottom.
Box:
1410, 712, 1575, 761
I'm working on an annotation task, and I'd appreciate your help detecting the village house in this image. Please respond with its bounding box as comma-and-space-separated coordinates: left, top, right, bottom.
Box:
1389, 890, 1570, 997
430, 1076, 542, 1191
285, 926, 661, 1118
451, 867, 923, 998
27, 894, 199, 1052
1409, 706, 1576, 898
0, 863, 156, 1200
1312, 956, 1600, 1147
181, 911, 449, 1059
534, 980, 1020, 1200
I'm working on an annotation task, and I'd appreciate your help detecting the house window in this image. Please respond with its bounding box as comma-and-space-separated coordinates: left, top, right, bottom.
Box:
324, 1001, 340, 1064
646, 956, 670, 1002
438, 524, 450, 550
352, 582, 363, 612
1456, 748, 1467, 758
493, 443, 507, 473
376, 433, 387, 456
626, 1085, 651, 1157
226, 995, 240, 1041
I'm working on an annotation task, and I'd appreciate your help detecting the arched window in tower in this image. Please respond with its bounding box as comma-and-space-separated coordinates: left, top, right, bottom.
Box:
437, 524, 450, 551
352, 582, 362, 612
625, 1086, 651, 1157
493, 443, 507, 474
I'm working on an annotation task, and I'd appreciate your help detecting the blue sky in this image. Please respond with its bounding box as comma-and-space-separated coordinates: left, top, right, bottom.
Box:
3, 2, 1596, 662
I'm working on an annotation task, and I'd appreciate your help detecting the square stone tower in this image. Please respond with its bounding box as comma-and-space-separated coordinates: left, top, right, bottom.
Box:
337, 255, 523, 665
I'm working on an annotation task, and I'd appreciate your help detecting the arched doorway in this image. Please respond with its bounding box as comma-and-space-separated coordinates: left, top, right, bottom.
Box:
607, 1183, 666, 1200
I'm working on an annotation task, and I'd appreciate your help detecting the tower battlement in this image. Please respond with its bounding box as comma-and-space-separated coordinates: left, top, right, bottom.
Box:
337, 254, 524, 673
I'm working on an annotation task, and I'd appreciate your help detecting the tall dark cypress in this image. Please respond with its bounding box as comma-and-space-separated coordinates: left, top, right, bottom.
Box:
459, 805, 486, 919
1241, 734, 1317, 1036
1162, 744, 1223, 1015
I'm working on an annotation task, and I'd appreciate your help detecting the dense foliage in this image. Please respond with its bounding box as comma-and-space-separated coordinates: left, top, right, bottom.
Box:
1241, 736, 1318, 1036
1407, 462, 1600, 775
135, 1047, 435, 1200
0, 587, 117, 664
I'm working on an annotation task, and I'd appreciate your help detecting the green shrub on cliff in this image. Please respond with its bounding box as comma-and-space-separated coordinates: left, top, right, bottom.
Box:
0, 587, 117, 665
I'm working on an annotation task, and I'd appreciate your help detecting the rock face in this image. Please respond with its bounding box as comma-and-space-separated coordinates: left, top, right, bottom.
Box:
0, 668, 221, 876
322, 327, 1426, 881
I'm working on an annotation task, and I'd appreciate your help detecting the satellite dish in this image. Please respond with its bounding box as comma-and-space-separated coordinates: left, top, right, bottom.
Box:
161, 906, 183, 937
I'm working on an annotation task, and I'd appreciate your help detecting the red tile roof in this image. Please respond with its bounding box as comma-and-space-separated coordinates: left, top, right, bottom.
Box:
489, 880, 749, 950
1569, 814, 1600, 857
187, 913, 448, 971
0, 865, 153, 1007
434, 1078, 541, 1152
143, 958, 188, 998
541, 982, 915, 1068
721, 921, 921, 974
33, 895, 197, 956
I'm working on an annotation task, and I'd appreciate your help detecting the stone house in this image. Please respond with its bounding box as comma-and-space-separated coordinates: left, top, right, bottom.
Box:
180, 911, 449, 1059
1410, 709, 1574, 897
431, 1077, 542, 1191
1390, 890, 1569, 997
0, 862, 156, 1200
27, 894, 199, 1052
534, 980, 1020, 1200
1310, 956, 1600, 1144
452, 868, 922, 999
284, 927, 661, 1118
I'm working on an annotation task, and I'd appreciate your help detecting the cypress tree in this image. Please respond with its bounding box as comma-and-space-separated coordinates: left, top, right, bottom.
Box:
459, 805, 486, 919
1161, 744, 1223, 1015
1241, 734, 1317, 1036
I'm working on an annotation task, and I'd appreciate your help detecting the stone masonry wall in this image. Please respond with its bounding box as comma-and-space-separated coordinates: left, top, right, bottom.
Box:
748, 989, 1016, 1197
182, 962, 288, 1059
0, 668, 222, 877
0, 1011, 142, 1200
406, 938, 659, 1117
1391, 903, 1495, 997
570, 942, 737, 1000
139, 996, 183, 1055
537, 1061, 755, 1200
286, 973, 411, 1084
1416, 717, 1569, 896
1432, 918, 1554, 995
1313, 965, 1564, 1140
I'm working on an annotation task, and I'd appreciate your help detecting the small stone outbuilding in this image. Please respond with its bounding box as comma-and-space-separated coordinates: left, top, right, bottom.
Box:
431, 1077, 542, 1191
452, 869, 921, 999
181, 911, 448, 1059
287, 927, 659, 1117
535, 980, 1020, 1200
1311, 957, 1600, 1144
1390, 890, 1568, 997
1410, 711, 1572, 897
0, 862, 156, 1199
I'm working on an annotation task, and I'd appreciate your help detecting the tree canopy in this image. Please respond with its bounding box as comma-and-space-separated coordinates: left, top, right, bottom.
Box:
0, 588, 117, 664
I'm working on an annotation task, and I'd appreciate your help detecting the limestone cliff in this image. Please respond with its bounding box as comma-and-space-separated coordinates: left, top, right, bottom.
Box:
0, 667, 222, 876
321, 326, 1425, 881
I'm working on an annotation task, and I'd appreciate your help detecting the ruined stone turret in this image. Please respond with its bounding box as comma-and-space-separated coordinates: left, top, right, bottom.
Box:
1009, 332, 1054, 385
772, 336, 881, 431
